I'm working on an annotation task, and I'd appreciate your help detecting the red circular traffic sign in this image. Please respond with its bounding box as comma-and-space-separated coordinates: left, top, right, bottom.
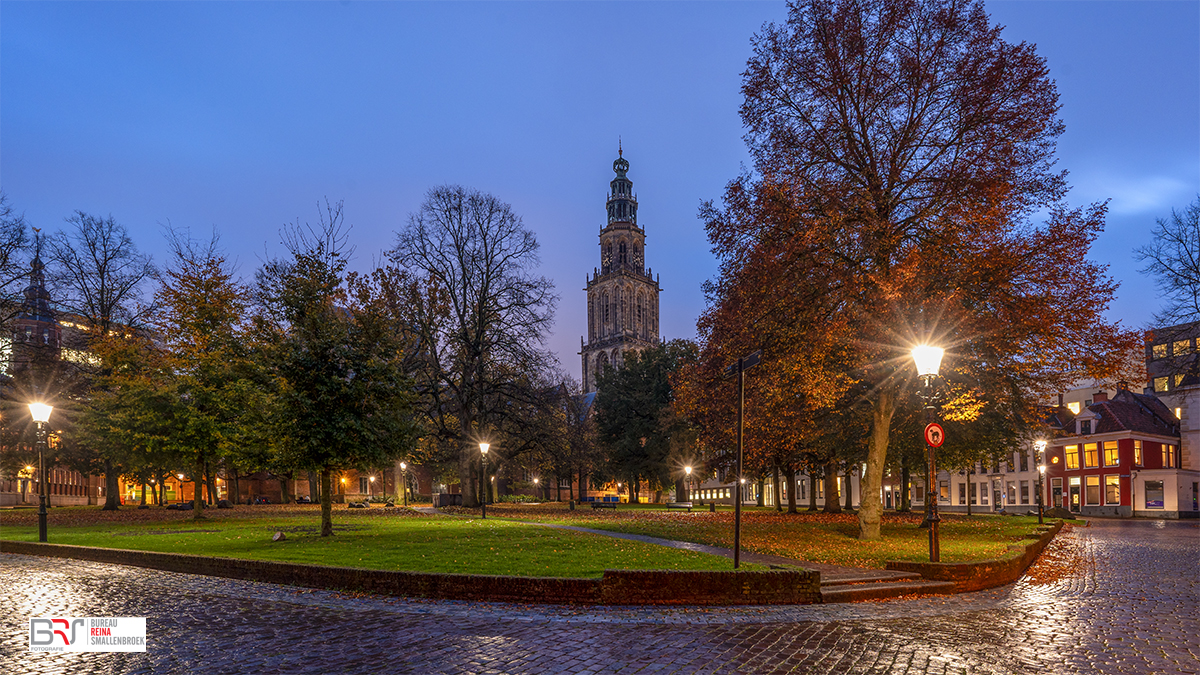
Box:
924, 422, 945, 448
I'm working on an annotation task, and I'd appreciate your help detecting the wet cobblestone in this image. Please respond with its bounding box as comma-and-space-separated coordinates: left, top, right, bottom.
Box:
3, 519, 1197, 674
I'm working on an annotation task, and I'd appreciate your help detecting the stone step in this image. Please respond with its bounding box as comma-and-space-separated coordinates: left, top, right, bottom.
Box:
820, 580, 957, 604
820, 571, 922, 587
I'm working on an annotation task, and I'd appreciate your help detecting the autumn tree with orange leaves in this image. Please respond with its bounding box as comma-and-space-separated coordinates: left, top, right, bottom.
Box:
683, 0, 1139, 540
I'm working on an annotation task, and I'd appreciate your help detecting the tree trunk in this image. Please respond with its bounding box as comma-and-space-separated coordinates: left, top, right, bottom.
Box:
140, 481, 147, 506
899, 461, 911, 512
229, 466, 240, 506
844, 464, 854, 511
632, 476, 640, 504
320, 466, 334, 537
308, 470, 320, 503
785, 465, 797, 514
280, 475, 292, 504
823, 459, 842, 513
858, 389, 896, 540
205, 460, 218, 506
193, 459, 206, 520
102, 459, 120, 510
675, 478, 687, 503
756, 477, 765, 507
773, 463, 782, 512
807, 469, 818, 511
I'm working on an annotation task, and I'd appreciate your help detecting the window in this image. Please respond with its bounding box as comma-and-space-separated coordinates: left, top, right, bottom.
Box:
1080, 420, 1092, 435
1176, 374, 1187, 387
1020, 481, 1030, 504
1152, 343, 1168, 359
959, 483, 967, 505
1065, 445, 1080, 470
1083, 443, 1099, 469
1104, 475, 1120, 505
1176, 407, 1183, 420
1020, 451, 1029, 472
1085, 476, 1100, 505
939, 480, 950, 502
970, 482, 978, 504
1154, 376, 1170, 392
1173, 339, 1192, 355
1134, 440, 1143, 466
980, 484, 988, 504
1145, 480, 1164, 509
1163, 444, 1175, 469
1007, 481, 1017, 505
359, 477, 368, 493
1103, 441, 1119, 467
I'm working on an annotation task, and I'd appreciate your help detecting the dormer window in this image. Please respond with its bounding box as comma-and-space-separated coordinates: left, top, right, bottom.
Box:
1080, 420, 1091, 435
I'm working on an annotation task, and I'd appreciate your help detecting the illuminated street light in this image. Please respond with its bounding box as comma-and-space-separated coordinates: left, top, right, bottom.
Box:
912, 344, 944, 563
684, 465, 692, 502
28, 402, 53, 542
479, 442, 490, 519
533, 477, 540, 501
400, 461, 408, 507
1034, 439, 1048, 525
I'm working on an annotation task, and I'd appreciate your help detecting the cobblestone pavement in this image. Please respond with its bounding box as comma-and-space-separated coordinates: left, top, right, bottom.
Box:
3, 519, 1197, 675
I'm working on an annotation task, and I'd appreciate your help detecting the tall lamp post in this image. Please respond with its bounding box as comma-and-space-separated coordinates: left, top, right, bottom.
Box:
1034, 439, 1047, 525
29, 402, 53, 543
724, 350, 761, 569
911, 344, 944, 563
479, 443, 489, 519
400, 461, 408, 506
684, 466, 692, 502
533, 477, 540, 501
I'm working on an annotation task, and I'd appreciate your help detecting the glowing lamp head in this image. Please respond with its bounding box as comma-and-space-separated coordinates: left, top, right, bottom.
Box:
28, 402, 53, 424
739, 477, 746, 484
178, 473, 184, 480
1034, 439, 1047, 454
25, 465, 33, 472
369, 476, 375, 482
400, 461, 407, 470
533, 477, 539, 484
479, 442, 490, 457
685, 466, 692, 476
1038, 464, 1046, 474
911, 344, 944, 378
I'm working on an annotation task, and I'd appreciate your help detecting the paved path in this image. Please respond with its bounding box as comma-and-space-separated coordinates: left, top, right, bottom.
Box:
3, 519, 1198, 674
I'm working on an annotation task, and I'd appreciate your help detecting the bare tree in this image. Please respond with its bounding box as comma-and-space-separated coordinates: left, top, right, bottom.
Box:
1136, 196, 1200, 327
46, 212, 155, 509
392, 185, 557, 507
0, 192, 30, 327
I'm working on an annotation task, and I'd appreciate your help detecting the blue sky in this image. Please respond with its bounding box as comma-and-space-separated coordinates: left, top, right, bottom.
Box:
2, 1, 1197, 381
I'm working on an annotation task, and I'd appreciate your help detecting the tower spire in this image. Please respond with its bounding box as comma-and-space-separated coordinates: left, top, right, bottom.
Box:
618, 137, 622, 157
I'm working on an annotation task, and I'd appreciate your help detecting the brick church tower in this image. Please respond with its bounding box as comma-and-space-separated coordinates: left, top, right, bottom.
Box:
581, 146, 661, 393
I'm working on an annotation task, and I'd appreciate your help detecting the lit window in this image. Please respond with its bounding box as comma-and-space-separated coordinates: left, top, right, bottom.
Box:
1134, 440, 1143, 465
1103, 441, 1119, 467
1163, 444, 1175, 469
1066, 401, 1081, 414
1083, 443, 1099, 469
1065, 445, 1080, 470
1085, 476, 1100, 505
1175, 408, 1182, 420
1152, 343, 1168, 359
939, 480, 949, 502
1007, 481, 1017, 504
1145, 480, 1164, 509
1176, 374, 1187, 387
1104, 475, 1120, 505
1173, 339, 1192, 355
1154, 377, 1170, 392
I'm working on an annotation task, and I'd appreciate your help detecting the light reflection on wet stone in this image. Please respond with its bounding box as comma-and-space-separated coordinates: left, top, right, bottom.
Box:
2, 519, 1197, 674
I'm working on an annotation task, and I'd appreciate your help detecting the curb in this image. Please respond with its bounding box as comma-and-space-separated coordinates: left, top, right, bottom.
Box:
0, 540, 822, 606
885, 520, 1065, 592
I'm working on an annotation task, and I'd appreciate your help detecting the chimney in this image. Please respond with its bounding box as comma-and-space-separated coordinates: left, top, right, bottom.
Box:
1093, 390, 1108, 403
1058, 394, 1064, 408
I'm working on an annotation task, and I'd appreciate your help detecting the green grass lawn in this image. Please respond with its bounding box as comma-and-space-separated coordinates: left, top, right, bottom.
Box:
0, 505, 754, 577
449, 502, 1065, 569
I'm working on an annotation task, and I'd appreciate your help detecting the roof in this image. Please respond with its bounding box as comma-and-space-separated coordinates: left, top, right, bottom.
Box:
1049, 388, 1180, 440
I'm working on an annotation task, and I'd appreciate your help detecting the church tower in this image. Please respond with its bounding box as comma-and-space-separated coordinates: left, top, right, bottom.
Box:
581, 146, 661, 393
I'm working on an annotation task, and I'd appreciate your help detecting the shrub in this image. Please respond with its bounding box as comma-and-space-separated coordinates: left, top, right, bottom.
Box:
498, 494, 540, 504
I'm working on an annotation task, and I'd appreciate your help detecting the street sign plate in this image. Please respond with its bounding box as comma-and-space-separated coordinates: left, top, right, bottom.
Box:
924, 423, 945, 448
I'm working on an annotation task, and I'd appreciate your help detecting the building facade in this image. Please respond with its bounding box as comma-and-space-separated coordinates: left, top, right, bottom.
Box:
580, 147, 661, 393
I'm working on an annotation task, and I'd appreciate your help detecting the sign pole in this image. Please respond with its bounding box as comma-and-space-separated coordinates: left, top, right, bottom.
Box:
735, 357, 744, 569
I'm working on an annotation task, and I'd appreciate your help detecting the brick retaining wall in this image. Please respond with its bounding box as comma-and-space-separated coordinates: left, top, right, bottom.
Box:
885, 520, 1064, 592
0, 540, 821, 606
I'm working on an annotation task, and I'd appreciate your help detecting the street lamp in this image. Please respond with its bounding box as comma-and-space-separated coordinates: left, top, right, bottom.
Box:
533, 477, 540, 501
29, 402, 52, 542
479, 442, 489, 519
912, 344, 944, 563
1034, 439, 1047, 525
684, 465, 692, 502
400, 461, 408, 507
369, 475, 375, 498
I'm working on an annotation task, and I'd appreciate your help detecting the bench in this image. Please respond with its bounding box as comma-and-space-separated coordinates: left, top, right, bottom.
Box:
666, 502, 693, 512
591, 501, 617, 510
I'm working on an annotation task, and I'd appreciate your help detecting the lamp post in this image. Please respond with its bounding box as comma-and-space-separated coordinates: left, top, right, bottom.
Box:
369, 475, 375, 498
911, 344, 944, 563
400, 462, 408, 507
533, 477, 540, 501
684, 465, 692, 502
479, 443, 489, 519
1034, 439, 1047, 525
29, 402, 53, 542
724, 350, 762, 569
